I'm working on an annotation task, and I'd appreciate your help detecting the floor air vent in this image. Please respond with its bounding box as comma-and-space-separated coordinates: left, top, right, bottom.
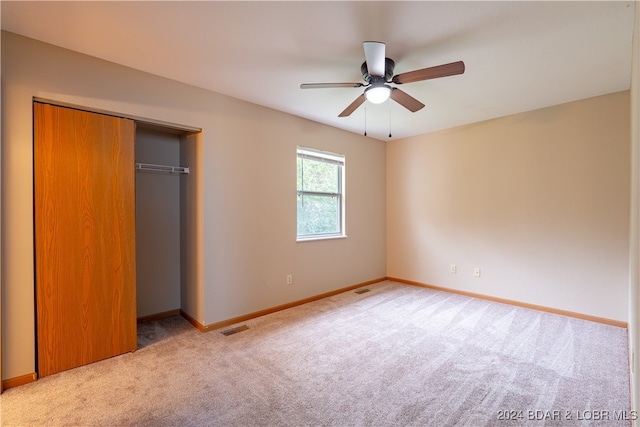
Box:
221, 325, 249, 336
354, 288, 371, 294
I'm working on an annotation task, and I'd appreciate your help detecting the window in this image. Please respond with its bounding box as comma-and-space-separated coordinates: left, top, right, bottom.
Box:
297, 147, 345, 241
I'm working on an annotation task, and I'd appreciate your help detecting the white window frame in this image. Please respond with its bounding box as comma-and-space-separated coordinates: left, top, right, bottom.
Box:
296, 146, 346, 242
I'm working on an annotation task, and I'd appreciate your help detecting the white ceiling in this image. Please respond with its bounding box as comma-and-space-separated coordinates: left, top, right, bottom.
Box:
1, 1, 636, 141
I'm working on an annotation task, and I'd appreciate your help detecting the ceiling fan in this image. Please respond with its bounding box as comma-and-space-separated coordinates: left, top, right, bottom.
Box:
300, 41, 465, 117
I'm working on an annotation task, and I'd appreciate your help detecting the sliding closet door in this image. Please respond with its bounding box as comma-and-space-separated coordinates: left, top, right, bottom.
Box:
34, 103, 137, 378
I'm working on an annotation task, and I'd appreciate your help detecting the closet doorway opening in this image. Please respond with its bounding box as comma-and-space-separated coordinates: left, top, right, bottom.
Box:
135, 123, 200, 327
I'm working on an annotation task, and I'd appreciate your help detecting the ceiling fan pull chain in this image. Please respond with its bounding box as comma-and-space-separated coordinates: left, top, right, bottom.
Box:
389, 109, 392, 138
364, 105, 367, 136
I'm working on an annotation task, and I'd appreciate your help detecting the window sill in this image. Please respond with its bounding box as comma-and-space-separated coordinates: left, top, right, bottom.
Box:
296, 234, 347, 243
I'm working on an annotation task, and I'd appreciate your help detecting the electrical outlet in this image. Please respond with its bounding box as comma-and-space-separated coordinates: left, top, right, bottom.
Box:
286, 274, 293, 285
450, 264, 457, 274
474, 268, 481, 278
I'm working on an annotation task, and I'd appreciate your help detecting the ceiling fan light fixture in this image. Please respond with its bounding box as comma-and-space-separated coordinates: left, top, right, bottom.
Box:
365, 85, 391, 104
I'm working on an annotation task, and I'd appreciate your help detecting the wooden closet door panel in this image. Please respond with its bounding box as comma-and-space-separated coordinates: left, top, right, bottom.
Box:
34, 103, 136, 378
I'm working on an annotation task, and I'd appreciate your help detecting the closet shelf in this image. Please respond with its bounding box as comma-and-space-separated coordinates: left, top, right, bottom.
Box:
135, 162, 190, 174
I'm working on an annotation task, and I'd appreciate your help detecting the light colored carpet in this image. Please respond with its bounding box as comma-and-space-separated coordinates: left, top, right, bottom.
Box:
0, 281, 631, 426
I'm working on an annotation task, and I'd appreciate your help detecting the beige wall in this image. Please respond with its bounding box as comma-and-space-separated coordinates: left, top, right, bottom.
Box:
628, 1, 639, 420
1, 32, 387, 381
388, 91, 630, 322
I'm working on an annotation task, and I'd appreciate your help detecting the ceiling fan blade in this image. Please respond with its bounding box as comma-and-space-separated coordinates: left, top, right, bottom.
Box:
300, 82, 364, 89
392, 61, 465, 85
338, 94, 366, 117
390, 88, 425, 113
363, 41, 386, 77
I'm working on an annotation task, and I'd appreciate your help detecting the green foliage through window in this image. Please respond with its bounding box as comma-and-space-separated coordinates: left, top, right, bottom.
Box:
297, 147, 345, 239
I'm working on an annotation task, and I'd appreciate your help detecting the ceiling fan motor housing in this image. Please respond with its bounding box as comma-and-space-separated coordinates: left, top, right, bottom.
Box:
361, 58, 396, 83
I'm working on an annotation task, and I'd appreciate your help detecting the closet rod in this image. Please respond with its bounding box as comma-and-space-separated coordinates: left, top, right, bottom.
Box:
135, 162, 190, 174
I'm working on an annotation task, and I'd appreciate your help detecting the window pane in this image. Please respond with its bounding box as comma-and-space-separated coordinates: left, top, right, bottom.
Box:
297, 194, 340, 236
297, 156, 339, 193
297, 147, 345, 240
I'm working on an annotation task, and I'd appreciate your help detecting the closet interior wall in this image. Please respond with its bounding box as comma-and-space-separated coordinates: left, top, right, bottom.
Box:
135, 125, 185, 318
